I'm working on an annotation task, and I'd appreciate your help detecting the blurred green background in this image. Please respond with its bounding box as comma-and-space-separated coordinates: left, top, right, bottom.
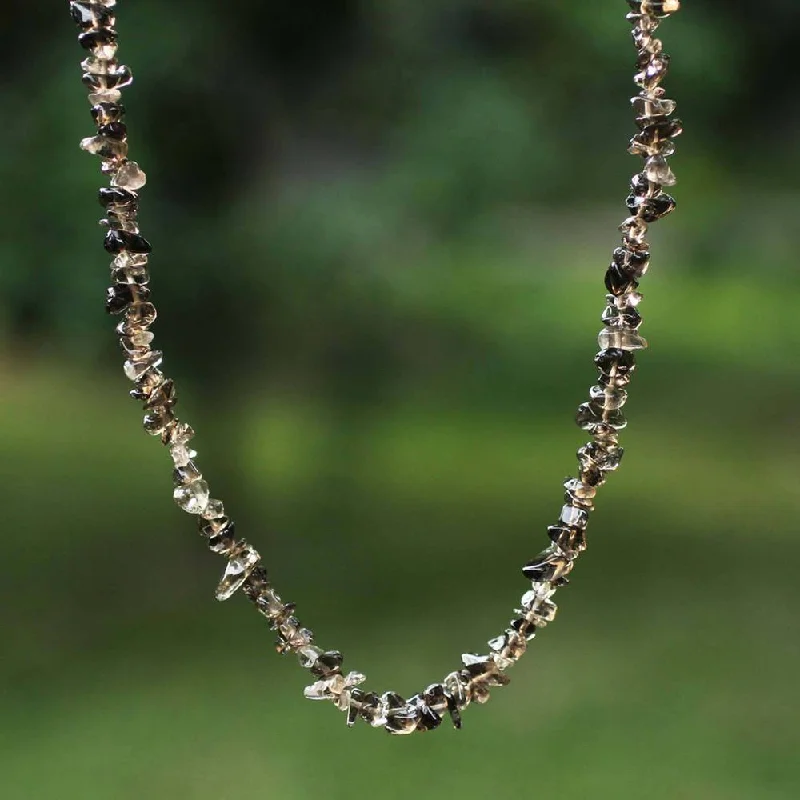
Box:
2, 2, 799, 798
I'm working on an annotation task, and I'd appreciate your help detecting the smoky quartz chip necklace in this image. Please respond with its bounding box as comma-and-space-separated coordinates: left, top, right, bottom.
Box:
66, 0, 683, 734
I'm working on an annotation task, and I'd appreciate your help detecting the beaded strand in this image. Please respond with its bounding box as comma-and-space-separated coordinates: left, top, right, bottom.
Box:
66, 0, 682, 734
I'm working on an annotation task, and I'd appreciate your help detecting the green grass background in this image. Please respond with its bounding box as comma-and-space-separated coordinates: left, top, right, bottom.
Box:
3, 264, 799, 798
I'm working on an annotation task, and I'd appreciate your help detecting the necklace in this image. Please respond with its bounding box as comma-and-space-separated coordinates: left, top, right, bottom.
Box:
66, 0, 682, 734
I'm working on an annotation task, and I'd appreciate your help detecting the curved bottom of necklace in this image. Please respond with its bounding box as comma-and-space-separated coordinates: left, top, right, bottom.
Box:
236, 559, 562, 733
191, 403, 616, 734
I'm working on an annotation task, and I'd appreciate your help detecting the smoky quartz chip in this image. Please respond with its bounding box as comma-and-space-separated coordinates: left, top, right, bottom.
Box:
200, 516, 234, 540
578, 441, 624, 472
602, 303, 642, 330
142, 378, 175, 410
215, 541, 261, 601
408, 695, 443, 732
548, 524, 587, 556
384, 701, 419, 735
639, 1, 681, 16
612, 246, 651, 278
628, 192, 676, 222
98, 121, 128, 140
206, 521, 237, 555
595, 347, 636, 375
631, 95, 677, 123
522, 549, 573, 583
311, 651, 344, 677
78, 29, 118, 53
91, 102, 125, 126
105, 282, 133, 314
70, 1, 115, 31
143, 407, 173, 436
605, 264, 639, 296
104, 229, 152, 255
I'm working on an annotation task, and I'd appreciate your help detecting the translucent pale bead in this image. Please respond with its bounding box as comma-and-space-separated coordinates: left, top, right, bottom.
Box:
597, 327, 648, 351
631, 95, 676, 118
170, 445, 197, 466
80, 135, 127, 160
644, 155, 676, 186
589, 384, 628, 410
173, 479, 210, 514
168, 421, 195, 445
560, 504, 588, 529
521, 583, 556, 611
611, 290, 643, 309
81, 56, 113, 75
304, 674, 345, 701
88, 88, 122, 104
129, 330, 154, 347
215, 543, 260, 601
80, 136, 104, 154
123, 350, 163, 381
201, 499, 225, 520
113, 252, 149, 269
111, 161, 147, 190
255, 589, 287, 619
336, 673, 368, 715
297, 645, 324, 669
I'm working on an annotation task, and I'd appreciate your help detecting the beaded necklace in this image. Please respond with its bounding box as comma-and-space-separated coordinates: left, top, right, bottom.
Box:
65, 0, 682, 734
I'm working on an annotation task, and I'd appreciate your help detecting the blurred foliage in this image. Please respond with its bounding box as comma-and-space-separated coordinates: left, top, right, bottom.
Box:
1, 0, 798, 381
2, 2, 800, 798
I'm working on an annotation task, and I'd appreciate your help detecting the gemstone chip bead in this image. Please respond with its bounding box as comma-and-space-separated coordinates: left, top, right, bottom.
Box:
597, 327, 648, 351
215, 541, 261, 601
644, 154, 676, 186
173, 479, 210, 514
111, 161, 147, 190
